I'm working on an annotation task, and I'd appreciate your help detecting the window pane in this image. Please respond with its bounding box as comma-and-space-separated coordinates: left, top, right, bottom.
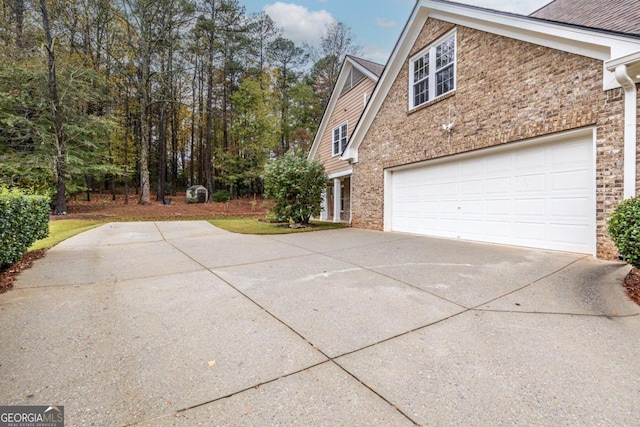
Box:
413, 54, 429, 82
436, 36, 455, 70
436, 64, 454, 96
413, 79, 428, 107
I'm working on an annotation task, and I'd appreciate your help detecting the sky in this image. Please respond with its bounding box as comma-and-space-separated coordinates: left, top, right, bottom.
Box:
242, 0, 553, 64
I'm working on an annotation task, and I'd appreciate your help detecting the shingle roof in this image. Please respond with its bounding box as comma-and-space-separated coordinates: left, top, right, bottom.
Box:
530, 0, 640, 36
347, 55, 385, 78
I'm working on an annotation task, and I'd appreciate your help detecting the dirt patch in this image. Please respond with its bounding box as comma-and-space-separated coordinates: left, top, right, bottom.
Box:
623, 268, 640, 306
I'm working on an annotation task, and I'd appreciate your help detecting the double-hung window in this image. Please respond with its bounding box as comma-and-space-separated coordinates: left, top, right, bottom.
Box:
409, 30, 456, 109
332, 122, 348, 156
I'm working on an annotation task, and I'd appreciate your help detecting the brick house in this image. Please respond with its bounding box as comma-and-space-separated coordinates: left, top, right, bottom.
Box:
308, 55, 384, 222
313, 0, 640, 259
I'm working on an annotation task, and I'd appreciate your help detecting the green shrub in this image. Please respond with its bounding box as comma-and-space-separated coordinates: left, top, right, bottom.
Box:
211, 190, 231, 202
0, 188, 50, 268
263, 153, 326, 225
608, 196, 640, 268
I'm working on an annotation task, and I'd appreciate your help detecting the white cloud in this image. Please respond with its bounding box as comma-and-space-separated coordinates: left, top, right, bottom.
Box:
264, 2, 336, 46
375, 18, 396, 28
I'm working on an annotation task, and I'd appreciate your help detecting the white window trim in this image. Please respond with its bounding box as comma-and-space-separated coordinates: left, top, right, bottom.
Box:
408, 29, 457, 110
332, 122, 348, 156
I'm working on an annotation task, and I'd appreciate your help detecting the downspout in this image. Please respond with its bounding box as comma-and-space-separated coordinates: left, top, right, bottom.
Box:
613, 64, 637, 198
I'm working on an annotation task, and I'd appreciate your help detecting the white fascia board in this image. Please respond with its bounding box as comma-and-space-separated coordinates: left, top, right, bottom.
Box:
327, 169, 353, 180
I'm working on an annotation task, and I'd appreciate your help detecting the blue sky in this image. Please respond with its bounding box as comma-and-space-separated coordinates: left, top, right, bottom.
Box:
242, 0, 553, 64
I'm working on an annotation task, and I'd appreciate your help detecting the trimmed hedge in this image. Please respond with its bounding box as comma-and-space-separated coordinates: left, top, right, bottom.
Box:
0, 193, 50, 268
608, 196, 640, 269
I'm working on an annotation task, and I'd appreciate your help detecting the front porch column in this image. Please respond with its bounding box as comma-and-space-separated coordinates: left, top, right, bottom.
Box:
320, 187, 329, 221
333, 177, 341, 222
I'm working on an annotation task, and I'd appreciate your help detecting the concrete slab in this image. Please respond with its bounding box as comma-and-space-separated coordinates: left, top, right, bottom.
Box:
337, 310, 640, 425
2, 224, 639, 426
0, 270, 326, 426
155, 221, 226, 240
481, 258, 639, 316
16, 241, 204, 287
267, 228, 412, 253
333, 235, 584, 307
170, 233, 313, 269
213, 253, 465, 357
53, 222, 164, 247
138, 362, 415, 426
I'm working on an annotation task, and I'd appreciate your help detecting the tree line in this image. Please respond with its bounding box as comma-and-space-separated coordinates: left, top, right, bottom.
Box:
0, 0, 360, 213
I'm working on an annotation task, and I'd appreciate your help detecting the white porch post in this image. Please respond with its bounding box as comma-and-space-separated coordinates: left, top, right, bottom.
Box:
333, 177, 342, 222
320, 187, 329, 221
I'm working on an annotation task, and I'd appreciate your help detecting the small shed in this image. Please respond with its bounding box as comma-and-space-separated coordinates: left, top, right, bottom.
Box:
186, 185, 208, 203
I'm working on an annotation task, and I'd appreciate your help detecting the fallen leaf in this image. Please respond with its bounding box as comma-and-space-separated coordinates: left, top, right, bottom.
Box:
207, 360, 216, 367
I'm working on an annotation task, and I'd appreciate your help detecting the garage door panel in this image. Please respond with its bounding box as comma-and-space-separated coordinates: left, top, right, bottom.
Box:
461, 179, 482, 194
485, 199, 510, 215
549, 223, 590, 245
513, 222, 546, 240
551, 170, 590, 191
551, 197, 591, 218
486, 154, 512, 175
390, 136, 595, 254
516, 149, 546, 170
486, 177, 510, 193
485, 221, 511, 237
514, 198, 546, 216
552, 143, 590, 165
515, 174, 546, 193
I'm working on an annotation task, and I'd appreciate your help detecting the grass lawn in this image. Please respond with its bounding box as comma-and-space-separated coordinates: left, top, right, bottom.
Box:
29, 219, 105, 251
210, 218, 347, 234
28, 217, 346, 252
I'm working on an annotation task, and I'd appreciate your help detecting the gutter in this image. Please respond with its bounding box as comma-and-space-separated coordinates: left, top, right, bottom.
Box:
606, 51, 640, 199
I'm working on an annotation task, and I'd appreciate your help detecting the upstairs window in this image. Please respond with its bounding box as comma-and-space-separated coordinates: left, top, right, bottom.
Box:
409, 30, 456, 109
332, 122, 348, 156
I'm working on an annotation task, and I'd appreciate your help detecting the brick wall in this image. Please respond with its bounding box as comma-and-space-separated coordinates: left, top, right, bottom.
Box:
351, 19, 627, 259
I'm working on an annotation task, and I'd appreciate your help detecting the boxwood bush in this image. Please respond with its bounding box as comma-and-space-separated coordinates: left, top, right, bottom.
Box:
0, 188, 50, 268
608, 196, 640, 268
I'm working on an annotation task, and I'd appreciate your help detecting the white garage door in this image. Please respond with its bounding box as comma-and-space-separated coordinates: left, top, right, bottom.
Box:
389, 134, 595, 254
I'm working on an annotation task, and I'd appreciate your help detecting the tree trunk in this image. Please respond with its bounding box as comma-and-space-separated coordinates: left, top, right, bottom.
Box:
39, 0, 66, 215
139, 52, 151, 205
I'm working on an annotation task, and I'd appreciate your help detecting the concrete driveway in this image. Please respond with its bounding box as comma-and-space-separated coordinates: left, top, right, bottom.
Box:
1, 221, 639, 426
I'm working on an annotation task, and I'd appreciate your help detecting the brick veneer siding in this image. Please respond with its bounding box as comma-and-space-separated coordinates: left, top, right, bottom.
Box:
351, 19, 630, 259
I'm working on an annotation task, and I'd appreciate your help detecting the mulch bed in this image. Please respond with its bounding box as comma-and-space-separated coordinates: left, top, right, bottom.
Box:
0, 250, 47, 294
623, 268, 640, 306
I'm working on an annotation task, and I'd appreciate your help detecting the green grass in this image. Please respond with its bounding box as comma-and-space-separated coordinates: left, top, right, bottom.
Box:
29, 219, 105, 251
210, 218, 346, 234
27, 217, 346, 253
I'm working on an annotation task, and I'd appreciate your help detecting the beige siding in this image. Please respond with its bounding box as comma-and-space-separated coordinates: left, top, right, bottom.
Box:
317, 78, 376, 175
351, 19, 626, 259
